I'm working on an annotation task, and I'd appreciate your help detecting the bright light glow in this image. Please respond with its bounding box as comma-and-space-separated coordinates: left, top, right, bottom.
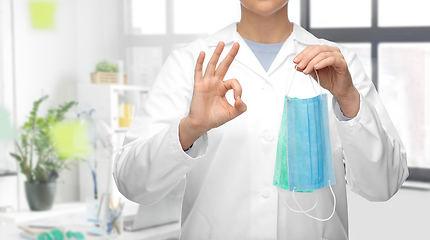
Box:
379, 43, 430, 168
288, 0, 301, 26
131, 0, 166, 34
173, 0, 241, 35
339, 43, 372, 79
310, 0, 371, 28
379, 0, 430, 27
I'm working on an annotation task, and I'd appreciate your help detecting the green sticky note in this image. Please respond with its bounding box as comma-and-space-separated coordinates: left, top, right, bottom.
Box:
29, 1, 56, 29
0, 108, 16, 140
51, 121, 89, 159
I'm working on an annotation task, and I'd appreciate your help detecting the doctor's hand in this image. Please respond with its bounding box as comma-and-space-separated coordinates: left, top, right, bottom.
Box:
179, 41, 247, 151
293, 45, 360, 118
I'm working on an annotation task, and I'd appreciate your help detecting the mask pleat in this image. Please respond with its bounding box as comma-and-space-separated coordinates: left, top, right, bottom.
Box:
289, 99, 310, 191
321, 95, 336, 187
307, 99, 319, 188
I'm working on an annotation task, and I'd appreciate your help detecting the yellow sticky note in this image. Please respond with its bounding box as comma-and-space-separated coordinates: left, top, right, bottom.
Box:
29, 1, 56, 29
52, 121, 89, 159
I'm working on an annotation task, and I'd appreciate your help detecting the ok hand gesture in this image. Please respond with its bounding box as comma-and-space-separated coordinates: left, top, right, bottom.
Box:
179, 41, 247, 150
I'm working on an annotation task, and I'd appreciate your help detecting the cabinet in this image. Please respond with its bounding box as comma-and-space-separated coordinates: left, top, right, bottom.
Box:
77, 84, 149, 216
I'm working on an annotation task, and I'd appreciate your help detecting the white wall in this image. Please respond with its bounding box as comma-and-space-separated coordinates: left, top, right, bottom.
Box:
12, 0, 79, 209
0, 0, 14, 115
0, 0, 3, 98
0, 0, 122, 210
76, 0, 121, 86
0, 0, 18, 210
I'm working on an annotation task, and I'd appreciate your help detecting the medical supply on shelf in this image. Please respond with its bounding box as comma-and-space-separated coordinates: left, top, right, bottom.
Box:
118, 103, 134, 128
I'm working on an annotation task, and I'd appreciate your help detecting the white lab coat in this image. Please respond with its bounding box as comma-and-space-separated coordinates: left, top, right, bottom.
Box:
113, 22, 408, 239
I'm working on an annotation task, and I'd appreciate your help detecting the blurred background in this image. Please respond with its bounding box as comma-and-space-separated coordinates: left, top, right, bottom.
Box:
0, 0, 429, 239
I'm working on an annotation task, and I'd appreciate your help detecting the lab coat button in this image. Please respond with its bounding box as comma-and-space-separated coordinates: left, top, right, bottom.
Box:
261, 83, 271, 90
264, 133, 274, 142
260, 188, 272, 198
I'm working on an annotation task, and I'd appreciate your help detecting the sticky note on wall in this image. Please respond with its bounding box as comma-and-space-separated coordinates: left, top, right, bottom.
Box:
52, 121, 89, 159
29, 1, 57, 29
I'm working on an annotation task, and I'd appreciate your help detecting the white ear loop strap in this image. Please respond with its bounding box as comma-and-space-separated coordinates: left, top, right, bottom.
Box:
291, 180, 337, 222
277, 188, 318, 213
286, 65, 323, 100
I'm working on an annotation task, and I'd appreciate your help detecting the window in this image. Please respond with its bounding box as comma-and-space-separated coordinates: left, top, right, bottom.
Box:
172, 0, 241, 35
310, 0, 372, 28
378, 0, 430, 27
123, 0, 300, 87
339, 43, 372, 78
303, 0, 430, 176
378, 43, 430, 169
129, 0, 166, 35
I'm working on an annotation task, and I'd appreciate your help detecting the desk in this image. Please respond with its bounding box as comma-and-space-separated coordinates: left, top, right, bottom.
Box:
0, 223, 180, 240
2, 188, 428, 239
0, 202, 180, 240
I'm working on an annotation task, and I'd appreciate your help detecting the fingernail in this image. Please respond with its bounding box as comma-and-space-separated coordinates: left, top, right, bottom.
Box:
293, 58, 298, 62
303, 68, 308, 74
298, 62, 303, 68
314, 64, 319, 69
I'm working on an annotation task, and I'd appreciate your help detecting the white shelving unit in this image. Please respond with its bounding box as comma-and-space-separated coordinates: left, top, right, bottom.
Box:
77, 84, 149, 132
77, 84, 149, 217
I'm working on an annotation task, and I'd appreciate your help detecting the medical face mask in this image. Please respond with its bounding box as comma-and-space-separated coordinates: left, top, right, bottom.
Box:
273, 67, 336, 221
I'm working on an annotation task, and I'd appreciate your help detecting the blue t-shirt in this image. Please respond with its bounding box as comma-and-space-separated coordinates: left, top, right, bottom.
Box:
242, 37, 284, 72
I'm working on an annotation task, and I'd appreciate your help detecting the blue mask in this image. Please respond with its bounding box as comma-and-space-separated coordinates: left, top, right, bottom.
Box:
273, 67, 336, 221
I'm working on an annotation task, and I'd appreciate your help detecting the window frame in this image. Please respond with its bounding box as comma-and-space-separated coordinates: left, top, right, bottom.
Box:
121, 0, 205, 63
301, 0, 430, 182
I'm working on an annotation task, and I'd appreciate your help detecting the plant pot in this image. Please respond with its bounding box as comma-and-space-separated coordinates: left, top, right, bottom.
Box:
29, 1, 57, 29
24, 182, 56, 211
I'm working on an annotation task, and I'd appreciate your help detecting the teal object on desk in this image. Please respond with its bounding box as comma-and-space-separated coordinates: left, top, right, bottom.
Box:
66, 231, 84, 240
37, 229, 84, 240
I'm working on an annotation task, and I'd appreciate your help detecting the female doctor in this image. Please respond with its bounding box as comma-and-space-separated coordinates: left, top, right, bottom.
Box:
113, 0, 409, 239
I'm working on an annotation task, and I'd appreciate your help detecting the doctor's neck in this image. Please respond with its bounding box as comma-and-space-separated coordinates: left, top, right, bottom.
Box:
237, 1, 293, 44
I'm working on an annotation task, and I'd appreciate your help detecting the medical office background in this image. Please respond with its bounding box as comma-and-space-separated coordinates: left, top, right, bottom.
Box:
0, 0, 429, 239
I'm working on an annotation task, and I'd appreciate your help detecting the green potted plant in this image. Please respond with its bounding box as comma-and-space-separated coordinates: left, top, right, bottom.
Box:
9, 95, 81, 211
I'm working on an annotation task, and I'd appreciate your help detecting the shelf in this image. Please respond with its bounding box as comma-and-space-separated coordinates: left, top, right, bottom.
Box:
111, 84, 150, 92
114, 127, 129, 133
78, 83, 150, 93
0, 170, 17, 177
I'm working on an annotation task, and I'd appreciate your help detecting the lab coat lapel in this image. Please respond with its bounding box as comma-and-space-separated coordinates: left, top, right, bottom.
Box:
233, 32, 270, 81
268, 23, 321, 76
208, 22, 269, 81
266, 31, 297, 76
207, 22, 321, 82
